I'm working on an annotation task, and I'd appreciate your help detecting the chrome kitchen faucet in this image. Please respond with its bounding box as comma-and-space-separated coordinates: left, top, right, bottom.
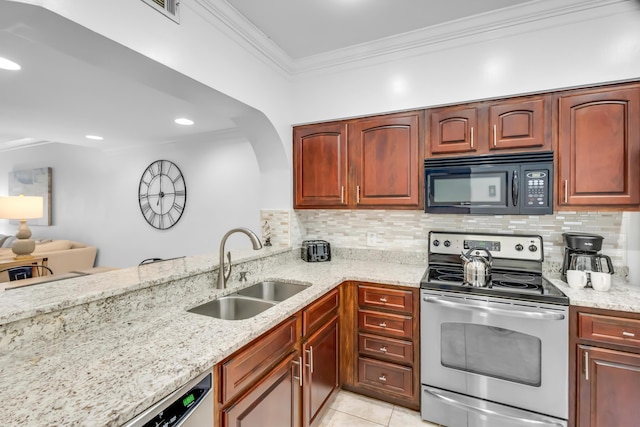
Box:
217, 227, 262, 289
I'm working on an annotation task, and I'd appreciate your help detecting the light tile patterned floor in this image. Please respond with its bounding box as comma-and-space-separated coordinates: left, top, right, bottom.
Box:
317, 390, 441, 427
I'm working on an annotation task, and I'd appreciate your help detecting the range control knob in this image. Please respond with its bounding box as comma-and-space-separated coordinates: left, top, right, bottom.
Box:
528, 244, 538, 252
515, 244, 524, 252
432, 240, 440, 247
443, 240, 451, 248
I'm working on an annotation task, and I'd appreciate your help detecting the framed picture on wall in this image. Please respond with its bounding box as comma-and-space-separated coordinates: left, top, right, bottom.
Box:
9, 167, 52, 226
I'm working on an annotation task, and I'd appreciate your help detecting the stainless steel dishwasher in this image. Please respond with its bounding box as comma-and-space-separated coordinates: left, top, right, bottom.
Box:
123, 370, 213, 427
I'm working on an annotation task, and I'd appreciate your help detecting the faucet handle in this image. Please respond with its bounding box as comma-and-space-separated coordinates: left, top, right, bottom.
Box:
239, 271, 249, 282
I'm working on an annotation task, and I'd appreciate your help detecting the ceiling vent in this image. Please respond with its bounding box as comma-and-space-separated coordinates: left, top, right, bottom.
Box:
140, 0, 180, 23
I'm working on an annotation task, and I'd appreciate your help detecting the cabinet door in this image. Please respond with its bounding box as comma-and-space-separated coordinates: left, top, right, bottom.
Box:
577, 346, 640, 427
222, 351, 301, 427
348, 113, 421, 208
303, 316, 339, 427
558, 86, 640, 207
489, 97, 549, 152
428, 107, 478, 155
294, 122, 348, 208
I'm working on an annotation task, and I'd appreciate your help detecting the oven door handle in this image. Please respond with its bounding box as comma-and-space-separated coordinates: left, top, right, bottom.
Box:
423, 387, 566, 427
423, 297, 566, 321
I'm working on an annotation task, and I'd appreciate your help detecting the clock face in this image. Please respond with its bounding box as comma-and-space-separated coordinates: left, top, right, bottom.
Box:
138, 160, 186, 230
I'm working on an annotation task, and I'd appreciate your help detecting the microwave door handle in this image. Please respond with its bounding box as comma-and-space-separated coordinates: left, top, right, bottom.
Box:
512, 170, 519, 206
423, 297, 565, 321
423, 387, 566, 427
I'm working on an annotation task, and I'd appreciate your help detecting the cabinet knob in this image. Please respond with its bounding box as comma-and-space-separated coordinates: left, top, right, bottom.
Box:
378, 375, 387, 382
379, 322, 387, 328
380, 346, 388, 353
379, 297, 388, 303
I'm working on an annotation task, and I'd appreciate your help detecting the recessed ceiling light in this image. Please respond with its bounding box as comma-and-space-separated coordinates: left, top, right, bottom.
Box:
0, 57, 21, 71
85, 135, 104, 141
175, 118, 194, 126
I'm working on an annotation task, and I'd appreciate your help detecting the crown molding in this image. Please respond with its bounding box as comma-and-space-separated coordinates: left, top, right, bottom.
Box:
193, 0, 635, 77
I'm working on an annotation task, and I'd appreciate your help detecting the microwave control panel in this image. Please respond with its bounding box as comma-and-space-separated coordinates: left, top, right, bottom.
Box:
524, 170, 549, 207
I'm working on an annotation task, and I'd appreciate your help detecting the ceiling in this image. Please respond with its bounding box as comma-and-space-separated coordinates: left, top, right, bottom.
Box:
0, 0, 540, 152
225, 0, 535, 59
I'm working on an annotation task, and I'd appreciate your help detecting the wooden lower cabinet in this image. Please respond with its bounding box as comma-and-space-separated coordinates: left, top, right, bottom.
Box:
222, 351, 301, 427
571, 306, 640, 427
216, 288, 340, 427
341, 282, 420, 410
577, 346, 640, 427
303, 315, 339, 427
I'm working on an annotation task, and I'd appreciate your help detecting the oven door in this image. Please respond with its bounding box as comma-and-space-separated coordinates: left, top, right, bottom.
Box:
420, 290, 568, 420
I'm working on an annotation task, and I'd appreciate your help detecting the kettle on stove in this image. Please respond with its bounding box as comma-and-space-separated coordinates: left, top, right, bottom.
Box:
461, 247, 493, 287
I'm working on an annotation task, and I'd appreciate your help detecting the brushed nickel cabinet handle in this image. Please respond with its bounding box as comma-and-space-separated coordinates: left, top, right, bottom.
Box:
341, 186, 344, 204
584, 351, 589, 381
379, 321, 387, 328
378, 375, 387, 382
305, 347, 314, 374
356, 185, 361, 204
379, 297, 388, 303
623, 331, 636, 338
493, 124, 497, 146
380, 346, 388, 353
564, 180, 568, 203
470, 127, 474, 148
292, 356, 303, 387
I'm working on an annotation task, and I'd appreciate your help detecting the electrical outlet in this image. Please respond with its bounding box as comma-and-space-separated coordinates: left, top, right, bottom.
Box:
366, 232, 377, 246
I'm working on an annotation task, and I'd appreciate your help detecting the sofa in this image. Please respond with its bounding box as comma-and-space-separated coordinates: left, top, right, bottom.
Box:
0, 237, 97, 282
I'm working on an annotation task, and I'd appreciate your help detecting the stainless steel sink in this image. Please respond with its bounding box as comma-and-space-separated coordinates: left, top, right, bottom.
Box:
188, 295, 276, 320
235, 281, 309, 302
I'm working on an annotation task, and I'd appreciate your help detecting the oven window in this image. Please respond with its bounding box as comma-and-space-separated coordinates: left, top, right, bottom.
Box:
440, 322, 541, 387
429, 172, 507, 205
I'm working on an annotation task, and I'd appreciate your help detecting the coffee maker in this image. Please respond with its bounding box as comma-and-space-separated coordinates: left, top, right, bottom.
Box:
561, 232, 614, 282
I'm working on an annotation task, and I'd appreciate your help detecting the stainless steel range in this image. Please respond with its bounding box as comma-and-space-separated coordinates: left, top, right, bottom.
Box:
420, 231, 569, 427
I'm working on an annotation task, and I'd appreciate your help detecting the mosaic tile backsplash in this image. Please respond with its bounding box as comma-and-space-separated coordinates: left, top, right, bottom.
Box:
262, 209, 631, 279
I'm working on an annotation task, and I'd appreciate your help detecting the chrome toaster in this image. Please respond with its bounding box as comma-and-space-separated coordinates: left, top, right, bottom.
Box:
301, 240, 331, 262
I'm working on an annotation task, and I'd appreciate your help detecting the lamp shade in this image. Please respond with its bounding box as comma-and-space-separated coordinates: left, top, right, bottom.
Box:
0, 195, 44, 219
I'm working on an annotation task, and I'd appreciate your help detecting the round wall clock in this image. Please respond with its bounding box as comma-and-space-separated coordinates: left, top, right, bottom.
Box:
138, 160, 186, 230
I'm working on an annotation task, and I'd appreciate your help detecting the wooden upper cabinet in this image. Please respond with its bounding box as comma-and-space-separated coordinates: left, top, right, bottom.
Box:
348, 113, 421, 208
294, 122, 348, 208
489, 97, 549, 151
427, 96, 550, 156
429, 107, 478, 155
293, 112, 421, 209
557, 85, 640, 208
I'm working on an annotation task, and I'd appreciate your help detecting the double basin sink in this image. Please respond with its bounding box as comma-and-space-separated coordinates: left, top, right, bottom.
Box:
188, 281, 309, 320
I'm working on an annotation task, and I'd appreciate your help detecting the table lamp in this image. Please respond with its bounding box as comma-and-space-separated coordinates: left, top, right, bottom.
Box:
0, 195, 44, 259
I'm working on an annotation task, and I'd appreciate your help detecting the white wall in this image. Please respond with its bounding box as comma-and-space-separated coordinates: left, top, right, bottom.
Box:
291, 1, 640, 123
0, 136, 262, 267
4, 0, 640, 277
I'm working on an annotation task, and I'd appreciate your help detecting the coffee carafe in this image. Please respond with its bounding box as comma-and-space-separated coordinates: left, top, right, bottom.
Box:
561, 232, 615, 282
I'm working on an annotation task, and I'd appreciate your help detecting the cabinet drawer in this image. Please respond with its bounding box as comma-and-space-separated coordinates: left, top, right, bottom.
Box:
221, 316, 298, 404
358, 332, 413, 365
303, 288, 339, 336
579, 313, 640, 349
358, 310, 412, 339
357, 357, 413, 398
358, 284, 413, 313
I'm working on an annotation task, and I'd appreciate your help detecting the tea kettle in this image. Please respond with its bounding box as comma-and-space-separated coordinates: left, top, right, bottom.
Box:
461, 247, 493, 287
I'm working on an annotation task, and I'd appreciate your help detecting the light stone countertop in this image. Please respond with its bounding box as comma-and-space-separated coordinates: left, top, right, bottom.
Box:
0, 248, 638, 427
550, 277, 640, 312
0, 253, 426, 427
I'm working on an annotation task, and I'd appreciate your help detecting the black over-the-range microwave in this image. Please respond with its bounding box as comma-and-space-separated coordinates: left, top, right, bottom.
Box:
424, 151, 554, 215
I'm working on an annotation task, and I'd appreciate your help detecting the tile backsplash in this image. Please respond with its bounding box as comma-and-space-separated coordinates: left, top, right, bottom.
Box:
261, 209, 631, 279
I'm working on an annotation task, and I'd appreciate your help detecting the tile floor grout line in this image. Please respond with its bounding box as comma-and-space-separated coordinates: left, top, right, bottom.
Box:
331, 407, 389, 427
